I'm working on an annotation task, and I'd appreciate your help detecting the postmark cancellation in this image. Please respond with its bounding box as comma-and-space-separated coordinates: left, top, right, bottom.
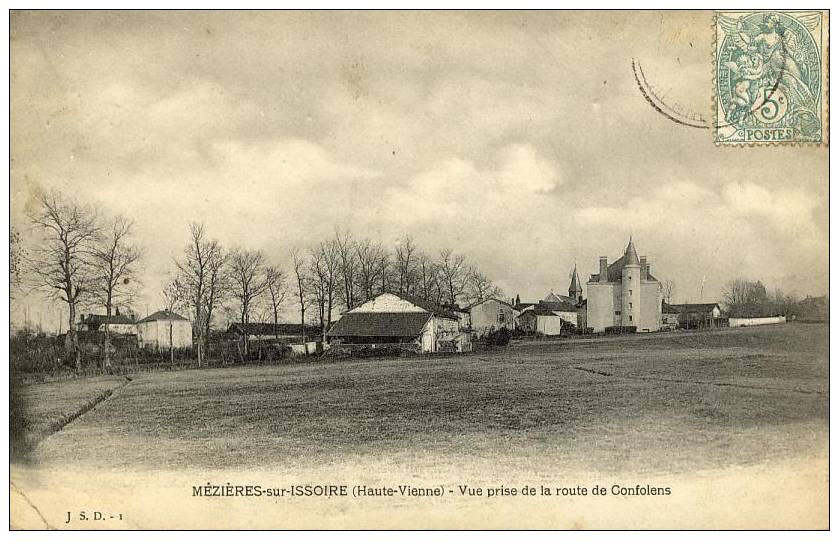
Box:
715, 10, 828, 145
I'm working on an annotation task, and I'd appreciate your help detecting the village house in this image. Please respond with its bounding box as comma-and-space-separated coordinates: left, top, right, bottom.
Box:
327, 292, 468, 353
136, 310, 193, 350
514, 265, 587, 334
586, 238, 662, 333
517, 302, 579, 336
77, 308, 137, 335
468, 297, 516, 337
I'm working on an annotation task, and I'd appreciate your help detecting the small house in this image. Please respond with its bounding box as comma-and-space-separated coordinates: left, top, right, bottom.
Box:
468, 297, 516, 337
517, 303, 577, 336
136, 310, 193, 350
78, 308, 137, 335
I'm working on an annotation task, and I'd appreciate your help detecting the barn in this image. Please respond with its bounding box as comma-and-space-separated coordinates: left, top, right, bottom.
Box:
327, 293, 467, 353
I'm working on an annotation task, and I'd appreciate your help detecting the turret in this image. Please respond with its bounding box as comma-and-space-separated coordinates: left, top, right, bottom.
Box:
621, 238, 641, 327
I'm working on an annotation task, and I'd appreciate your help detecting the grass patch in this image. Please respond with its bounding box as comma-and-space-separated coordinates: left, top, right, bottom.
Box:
17, 323, 828, 474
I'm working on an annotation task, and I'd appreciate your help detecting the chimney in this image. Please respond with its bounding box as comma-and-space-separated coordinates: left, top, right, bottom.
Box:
599, 256, 608, 282
640, 256, 647, 280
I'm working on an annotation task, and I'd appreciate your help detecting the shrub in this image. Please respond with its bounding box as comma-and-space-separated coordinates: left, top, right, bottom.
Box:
604, 326, 637, 335
485, 326, 511, 346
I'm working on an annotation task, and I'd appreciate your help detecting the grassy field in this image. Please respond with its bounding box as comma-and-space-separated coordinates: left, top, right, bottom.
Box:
19, 323, 827, 475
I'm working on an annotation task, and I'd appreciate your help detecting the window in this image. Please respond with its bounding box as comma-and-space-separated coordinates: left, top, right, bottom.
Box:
629, 315, 633, 322
615, 311, 621, 316
629, 290, 632, 296
629, 302, 633, 309
498, 313, 506, 324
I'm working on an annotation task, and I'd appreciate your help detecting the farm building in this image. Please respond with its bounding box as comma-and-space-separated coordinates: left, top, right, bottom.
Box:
78, 308, 137, 335
586, 238, 662, 333
327, 292, 467, 353
662, 303, 722, 329
136, 310, 192, 350
226, 322, 321, 343
469, 297, 516, 337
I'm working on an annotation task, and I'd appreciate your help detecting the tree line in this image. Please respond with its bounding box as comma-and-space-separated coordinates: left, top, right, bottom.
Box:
165, 225, 503, 365
722, 278, 801, 318
19, 191, 503, 371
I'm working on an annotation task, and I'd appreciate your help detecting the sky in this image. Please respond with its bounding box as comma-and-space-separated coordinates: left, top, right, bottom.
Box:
10, 11, 828, 330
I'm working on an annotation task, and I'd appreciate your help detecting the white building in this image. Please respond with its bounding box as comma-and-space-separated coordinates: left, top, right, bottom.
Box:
468, 298, 516, 337
136, 310, 193, 350
586, 238, 662, 332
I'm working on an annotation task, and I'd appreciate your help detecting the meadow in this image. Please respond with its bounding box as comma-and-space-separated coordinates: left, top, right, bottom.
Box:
17, 323, 828, 475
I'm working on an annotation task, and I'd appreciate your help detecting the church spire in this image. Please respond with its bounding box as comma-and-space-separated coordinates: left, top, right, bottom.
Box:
568, 264, 583, 302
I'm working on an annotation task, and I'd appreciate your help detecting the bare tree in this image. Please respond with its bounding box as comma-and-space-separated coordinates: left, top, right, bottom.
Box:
203, 243, 229, 353
314, 240, 340, 340
291, 248, 309, 350
91, 216, 142, 369
355, 238, 379, 301
465, 267, 501, 304
723, 278, 769, 317
29, 191, 99, 372
395, 235, 418, 295
264, 265, 288, 338
415, 253, 439, 303
308, 248, 328, 338
161, 276, 185, 313
438, 248, 468, 306
175, 222, 220, 367
376, 244, 391, 294
662, 279, 675, 304
10, 228, 27, 301
334, 229, 357, 311
227, 247, 268, 356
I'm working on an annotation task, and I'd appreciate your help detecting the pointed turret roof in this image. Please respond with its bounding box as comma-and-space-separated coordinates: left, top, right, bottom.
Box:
568, 264, 582, 294
624, 237, 640, 266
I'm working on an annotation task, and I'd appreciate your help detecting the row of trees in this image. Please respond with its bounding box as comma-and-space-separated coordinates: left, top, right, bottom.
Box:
722, 278, 800, 318
164, 226, 503, 365
18, 191, 504, 371
23, 192, 143, 372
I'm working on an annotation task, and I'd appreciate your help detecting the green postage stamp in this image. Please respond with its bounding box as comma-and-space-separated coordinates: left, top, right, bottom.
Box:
715, 10, 828, 145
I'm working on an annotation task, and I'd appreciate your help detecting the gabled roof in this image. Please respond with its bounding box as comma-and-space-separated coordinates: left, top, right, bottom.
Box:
542, 292, 565, 303
537, 300, 579, 313
80, 313, 135, 326
327, 311, 432, 338
372, 292, 460, 320
137, 310, 189, 323
514, 302, 535, 312
468, 297, 514, 310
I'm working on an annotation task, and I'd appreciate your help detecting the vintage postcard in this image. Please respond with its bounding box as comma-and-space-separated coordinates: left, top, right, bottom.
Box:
8, 10, 829, 530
